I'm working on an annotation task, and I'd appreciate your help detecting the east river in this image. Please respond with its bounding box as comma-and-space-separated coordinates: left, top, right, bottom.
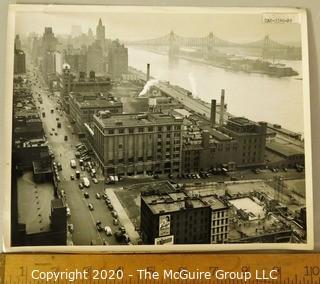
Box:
128, 47, 304, 134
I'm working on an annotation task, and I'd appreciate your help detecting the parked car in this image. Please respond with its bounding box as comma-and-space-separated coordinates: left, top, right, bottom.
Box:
111, 211, 118, 218
96, 193, 101, 199
119, 226, 126, 234
92, 178, 98, 184
84, 192, 89, 199
113, 218, 119, 226
68, 224, 74, 233
108, 203, 113, 210
78, 183, 84, 189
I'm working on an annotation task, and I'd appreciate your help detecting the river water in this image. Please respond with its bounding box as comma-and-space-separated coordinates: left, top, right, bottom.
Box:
128, 47, 304, 134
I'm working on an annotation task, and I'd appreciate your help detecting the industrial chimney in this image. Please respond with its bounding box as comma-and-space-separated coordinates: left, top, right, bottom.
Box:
147, 63, 150, 81
210, 99, 216, 127
219, 89, 225, 126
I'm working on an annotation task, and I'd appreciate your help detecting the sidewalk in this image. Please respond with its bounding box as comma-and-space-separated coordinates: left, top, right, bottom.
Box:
105, 189, 140, 244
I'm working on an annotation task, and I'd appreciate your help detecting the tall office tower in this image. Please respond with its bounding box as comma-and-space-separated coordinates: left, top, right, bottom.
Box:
41, 27, 57, 53
14, 35, 22, 50
96, 18, 106, 53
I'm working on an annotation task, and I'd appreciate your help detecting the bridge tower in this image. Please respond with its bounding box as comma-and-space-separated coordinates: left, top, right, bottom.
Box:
168, 30, 179, 58
262, 35, 273, 60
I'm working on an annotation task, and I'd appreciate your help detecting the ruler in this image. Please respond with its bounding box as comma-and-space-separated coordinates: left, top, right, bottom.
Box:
1, 253, 320, 283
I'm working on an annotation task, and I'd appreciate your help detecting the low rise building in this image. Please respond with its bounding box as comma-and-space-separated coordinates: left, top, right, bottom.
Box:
140, 188, 211, 245
90, 111, 183, 176
140, 183, 229, 245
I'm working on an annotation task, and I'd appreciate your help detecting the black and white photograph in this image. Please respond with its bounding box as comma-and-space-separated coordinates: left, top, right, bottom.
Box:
3, 5, 313, 251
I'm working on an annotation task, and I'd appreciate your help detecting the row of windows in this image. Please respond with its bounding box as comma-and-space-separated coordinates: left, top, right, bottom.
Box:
212, 218, 229, 226
107, 126, 181, 134
212, 211, 227, 219
212, 226, 228, 234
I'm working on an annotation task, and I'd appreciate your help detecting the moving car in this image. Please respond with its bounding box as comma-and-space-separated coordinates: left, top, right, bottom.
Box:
83, 177, 90, 188
88, 203, 94, 211
70, 159, 76, 168
104, 226, 112, 236
96, 221, 103, 232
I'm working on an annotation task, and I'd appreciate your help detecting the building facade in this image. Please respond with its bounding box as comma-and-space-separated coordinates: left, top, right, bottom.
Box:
140, 184, 229, 245
90, 112, 183, 176
140, 189, 211, 245
68, 91, 123, 133
108, 40, 128, 78
220, 117, 267, 167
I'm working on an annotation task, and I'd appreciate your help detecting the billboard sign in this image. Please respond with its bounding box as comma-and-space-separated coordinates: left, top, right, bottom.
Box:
159, 214, 171, 237
154, 235, 174, 245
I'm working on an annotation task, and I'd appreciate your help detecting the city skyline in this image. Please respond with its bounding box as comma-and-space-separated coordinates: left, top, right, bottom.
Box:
15, 11, 301, 44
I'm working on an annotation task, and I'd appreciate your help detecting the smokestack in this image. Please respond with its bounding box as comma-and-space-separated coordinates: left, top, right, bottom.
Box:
147, 63, 150, 81
210, 99, 216, 127
219, 89, 225, 126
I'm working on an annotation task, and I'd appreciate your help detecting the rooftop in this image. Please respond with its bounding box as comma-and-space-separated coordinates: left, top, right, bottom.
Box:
200, 195, 228, 210
266, 140, 304, 158
142, 192, 209, 214
17, 171, 54, 234
94, 112, 183, 129
229, 197, 265, 220
69, 92, 122, 109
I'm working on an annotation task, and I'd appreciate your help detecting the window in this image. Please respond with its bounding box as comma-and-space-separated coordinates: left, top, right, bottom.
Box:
158, 126, 162, 131
138, 127, 144, 133
158, 134, 162, 138
167, 126, 171, 131
148, 127, 153, 132
108, 130, 114, 134
118, 144, 123, 149
129, 128, 134, 134
119, 129, 124, 134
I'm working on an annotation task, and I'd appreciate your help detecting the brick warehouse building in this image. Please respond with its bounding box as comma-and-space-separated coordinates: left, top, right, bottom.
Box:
68, 91, 123, 134
88, 111, 183, 176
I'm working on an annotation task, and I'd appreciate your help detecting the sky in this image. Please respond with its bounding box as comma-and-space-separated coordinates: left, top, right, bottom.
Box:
14, 8, 302, 44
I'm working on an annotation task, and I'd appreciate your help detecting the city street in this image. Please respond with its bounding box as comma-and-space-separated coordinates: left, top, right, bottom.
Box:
28, 65, 127, 246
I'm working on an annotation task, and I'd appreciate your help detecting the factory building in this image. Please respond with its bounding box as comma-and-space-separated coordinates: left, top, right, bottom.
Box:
90, 111, 183, 176
60, 68, 111, 113
220, 117, 267, 167
68, 91, 123, 134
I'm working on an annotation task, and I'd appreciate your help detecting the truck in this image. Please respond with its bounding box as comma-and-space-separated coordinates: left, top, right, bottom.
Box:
70, 159, 76, 168
83, 177, 90, 188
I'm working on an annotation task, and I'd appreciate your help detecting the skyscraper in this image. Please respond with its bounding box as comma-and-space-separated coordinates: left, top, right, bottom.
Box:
96, 18, 106, 53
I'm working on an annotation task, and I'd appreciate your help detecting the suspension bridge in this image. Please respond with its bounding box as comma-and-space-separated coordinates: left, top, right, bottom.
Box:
124, 31, 301, 60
